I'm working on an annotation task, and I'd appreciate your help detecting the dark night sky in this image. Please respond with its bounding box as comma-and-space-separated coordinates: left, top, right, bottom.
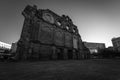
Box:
0, 0, 120, 47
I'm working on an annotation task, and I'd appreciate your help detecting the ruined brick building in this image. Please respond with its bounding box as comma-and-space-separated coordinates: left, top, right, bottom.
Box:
15, 5, 90, 60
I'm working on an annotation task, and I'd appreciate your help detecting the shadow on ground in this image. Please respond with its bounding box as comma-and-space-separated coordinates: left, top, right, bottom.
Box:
0, 59, 120, 80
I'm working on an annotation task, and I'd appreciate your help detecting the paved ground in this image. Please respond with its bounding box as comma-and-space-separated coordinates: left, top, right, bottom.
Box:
0, 59, 120, 80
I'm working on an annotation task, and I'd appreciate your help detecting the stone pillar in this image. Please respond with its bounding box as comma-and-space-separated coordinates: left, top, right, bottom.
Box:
27, 48, 32, 60
79, 50, 83, 59
17, 46, 28, 61
22, 52, 27, 60
63, 48, 68, 60
73, 50, 77, 60
79, 50, 84, 59
52, 46, 57, 60
77, 51, 81, 60
21, 47, 29, 60
14, 47, 21, 61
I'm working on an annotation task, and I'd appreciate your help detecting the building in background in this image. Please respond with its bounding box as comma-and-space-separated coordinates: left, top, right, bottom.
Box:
112, 37, 120, 51
0, 41, 11, 49
0, 41, 11, 54
11, 42, 17, 53
107, 46, 114, 51
15, 5, 90, 60
84, 42, 106, 54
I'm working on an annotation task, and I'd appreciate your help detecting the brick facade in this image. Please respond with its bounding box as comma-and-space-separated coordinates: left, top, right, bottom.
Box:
15, 5, 90, 60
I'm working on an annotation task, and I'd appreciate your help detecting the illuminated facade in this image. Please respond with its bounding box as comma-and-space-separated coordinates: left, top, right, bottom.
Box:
112, 37, 120, 51
0, 41, 11, 49
11, 42, 17, 53
0, 41, 11, 54
84, 42, 106, 54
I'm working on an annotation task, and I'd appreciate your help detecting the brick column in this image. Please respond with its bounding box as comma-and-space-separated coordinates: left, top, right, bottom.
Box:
78, 50, 82, 60
73, 50, 77, 59
52, 46, 57, 60
63, 48, 68, 60
77, 51, 80, 60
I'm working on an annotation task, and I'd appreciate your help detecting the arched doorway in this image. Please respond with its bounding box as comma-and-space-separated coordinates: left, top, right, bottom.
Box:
56, 48, 64, 60
67, 49, 73, 59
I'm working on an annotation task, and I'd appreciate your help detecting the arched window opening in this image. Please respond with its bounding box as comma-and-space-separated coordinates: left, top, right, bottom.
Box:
57, 21, 61, 26
66, 25, 69, 30
73, 28, 76, 33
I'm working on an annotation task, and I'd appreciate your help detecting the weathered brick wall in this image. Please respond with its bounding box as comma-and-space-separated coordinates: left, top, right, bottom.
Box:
15, 5, 90, 60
